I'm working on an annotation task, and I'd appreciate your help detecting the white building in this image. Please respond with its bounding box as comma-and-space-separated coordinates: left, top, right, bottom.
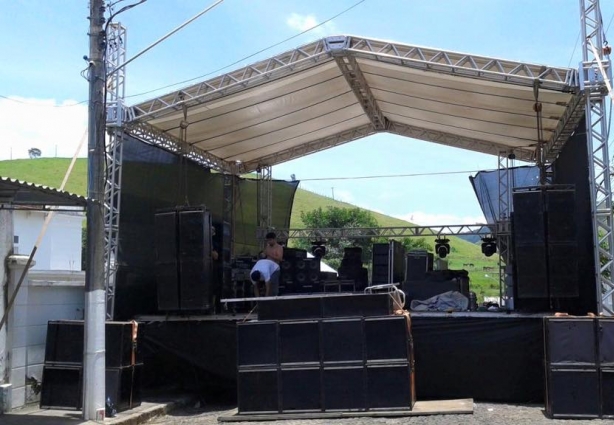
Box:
0, 178, 86, 412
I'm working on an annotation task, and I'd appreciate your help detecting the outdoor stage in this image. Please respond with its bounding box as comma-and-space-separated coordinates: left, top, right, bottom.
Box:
137, 310, 546, 403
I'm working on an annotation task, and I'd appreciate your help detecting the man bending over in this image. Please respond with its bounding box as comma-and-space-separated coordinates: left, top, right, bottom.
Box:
250, 258, 280, 297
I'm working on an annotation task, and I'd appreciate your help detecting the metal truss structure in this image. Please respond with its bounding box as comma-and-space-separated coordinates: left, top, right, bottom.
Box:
127, 35, 579, 173
100, 5, 612, 316
124, 121, 232, 173
580, 0, 614, 314
103, 23, 127, 320
497, 151, 513, 306
258, 224, 499, 241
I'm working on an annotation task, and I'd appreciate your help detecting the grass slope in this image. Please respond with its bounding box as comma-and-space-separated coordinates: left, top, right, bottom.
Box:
0, 158, 499, 298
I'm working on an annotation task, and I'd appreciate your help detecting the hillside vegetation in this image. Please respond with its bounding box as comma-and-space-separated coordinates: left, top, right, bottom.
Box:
0, 158, 499, 298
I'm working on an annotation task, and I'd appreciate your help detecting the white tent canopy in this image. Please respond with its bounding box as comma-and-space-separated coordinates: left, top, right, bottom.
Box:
128, 35, 582, 174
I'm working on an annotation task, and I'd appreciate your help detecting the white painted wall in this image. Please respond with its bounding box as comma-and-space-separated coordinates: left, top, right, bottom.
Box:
1, 209, 85, 410
13, 210, 83, 271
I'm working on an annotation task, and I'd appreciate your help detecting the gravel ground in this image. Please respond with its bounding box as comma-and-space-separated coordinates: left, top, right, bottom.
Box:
146, 403, 614, 425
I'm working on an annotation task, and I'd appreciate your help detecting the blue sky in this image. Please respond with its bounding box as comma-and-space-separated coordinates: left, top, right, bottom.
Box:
1, 0, 613, 225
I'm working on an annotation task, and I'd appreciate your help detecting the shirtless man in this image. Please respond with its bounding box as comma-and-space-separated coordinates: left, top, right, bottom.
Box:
263, 232, 283, 264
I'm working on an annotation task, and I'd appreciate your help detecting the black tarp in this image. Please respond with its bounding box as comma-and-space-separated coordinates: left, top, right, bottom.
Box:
140, 314, 545, 403
114, 137, 298, 320
470, 166, 540, 224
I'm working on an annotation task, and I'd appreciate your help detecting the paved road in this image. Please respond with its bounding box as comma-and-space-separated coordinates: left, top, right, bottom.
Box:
148, 403, 614, 425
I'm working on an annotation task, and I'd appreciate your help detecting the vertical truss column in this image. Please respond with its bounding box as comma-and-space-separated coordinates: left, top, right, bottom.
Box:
257, 165, 273, 243
580, 0, 614, 314
104, 23, 127, 320
498, 151, 513, 307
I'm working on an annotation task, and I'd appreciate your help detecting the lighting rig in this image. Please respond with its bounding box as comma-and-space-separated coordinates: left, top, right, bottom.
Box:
481, 237, 497, 257
434, 238, 450, 258
311, 241, 326, 258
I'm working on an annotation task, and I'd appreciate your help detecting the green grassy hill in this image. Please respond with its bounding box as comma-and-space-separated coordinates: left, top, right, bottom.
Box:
0, 158, 499, 298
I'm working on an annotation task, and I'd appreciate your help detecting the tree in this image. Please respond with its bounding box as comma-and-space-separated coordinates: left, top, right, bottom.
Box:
399, 237, 432, 252
28, 147, 41, 158
296, 207, 379, 270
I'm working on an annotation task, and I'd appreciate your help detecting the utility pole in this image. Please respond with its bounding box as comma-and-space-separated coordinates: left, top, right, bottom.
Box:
84, 0, 106, 420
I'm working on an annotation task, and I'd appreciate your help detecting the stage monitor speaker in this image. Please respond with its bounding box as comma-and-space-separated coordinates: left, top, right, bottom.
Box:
106, 322, 140, 368
547, 369, 600, 418
322, 293, 393, 319
405, 251, 428, 282
44, 321, 84, 365
178, 208, 212, 260
258, 297, 322, 321
548, 243, 579, 298
600, 319, 614, 367
40, 366, 83, 410
238, 369, 279, 413
365, 316, 410, 362
513, 190, 545, 245
323, 367, 366, 410
367, 363, 414, 410
237, 321, 278, 367
545, 189, 576, 243
179, 259, 211, 310
281, 368, 321, 412
154, 211, 177, 264
602, 369, 614, 417
279, 321, 320, 365
546, 318, 596, 366
322, 318, 363, 364
514, 244, 548, 299
156, 263, 180, 311
106, 364, 142, 412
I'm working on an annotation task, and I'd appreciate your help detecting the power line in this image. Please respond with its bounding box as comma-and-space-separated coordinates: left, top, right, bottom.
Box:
125, 0, 367, 99
298, 169, 486, 182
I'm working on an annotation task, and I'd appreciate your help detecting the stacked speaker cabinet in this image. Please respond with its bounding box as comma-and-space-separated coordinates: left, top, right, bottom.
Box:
278, 249, 320, 295
544, 317, 614, 419
41, 321, 143, 412
237, 312, 415, 415
512, 186, 578, 307
154, 206, 213, 311
338, 247, 368, 290
372, 241, 406, 285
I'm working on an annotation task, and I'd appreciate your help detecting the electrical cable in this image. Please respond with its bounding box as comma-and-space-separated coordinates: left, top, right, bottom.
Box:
297, 169, 488, 182
124, 0, 367, 99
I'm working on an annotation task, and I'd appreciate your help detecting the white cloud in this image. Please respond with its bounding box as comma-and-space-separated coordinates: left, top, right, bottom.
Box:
334, 189, 354, 203
394, 211, 486, 226
286, 13, 337, 37
0, 97, 88, 161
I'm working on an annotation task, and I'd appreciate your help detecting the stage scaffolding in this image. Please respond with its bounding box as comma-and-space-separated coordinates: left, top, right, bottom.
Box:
100, 1, 614, 316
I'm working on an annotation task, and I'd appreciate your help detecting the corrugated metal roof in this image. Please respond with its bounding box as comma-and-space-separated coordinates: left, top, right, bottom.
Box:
0, 177, 88, 208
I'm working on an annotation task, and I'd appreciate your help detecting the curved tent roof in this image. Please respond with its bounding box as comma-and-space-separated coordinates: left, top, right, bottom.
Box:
127, 35, 583, 174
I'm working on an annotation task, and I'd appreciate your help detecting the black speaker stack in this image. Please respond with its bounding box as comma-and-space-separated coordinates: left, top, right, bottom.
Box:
279, 248, 321, 294
544, 317, 614, 419
512, 186, 578, 310
40, 320, 143, 412
154, 206, 213, 312
237, 294, 415, 414
372, 241, 406, 285
337, 247, 369, 290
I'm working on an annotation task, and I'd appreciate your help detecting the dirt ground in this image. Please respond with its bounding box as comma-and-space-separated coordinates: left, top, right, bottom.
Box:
147, 402, 614, 425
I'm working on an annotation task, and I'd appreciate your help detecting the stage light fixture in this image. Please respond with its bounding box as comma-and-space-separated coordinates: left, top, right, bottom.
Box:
481, 237, 497, 257
311, 240, 326, 258
434, 238, 450, 259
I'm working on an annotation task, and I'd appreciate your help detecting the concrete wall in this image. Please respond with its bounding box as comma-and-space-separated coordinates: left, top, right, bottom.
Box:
13, 210, 83, 271
0, 210, 14, 412
6, 265, 85, 409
